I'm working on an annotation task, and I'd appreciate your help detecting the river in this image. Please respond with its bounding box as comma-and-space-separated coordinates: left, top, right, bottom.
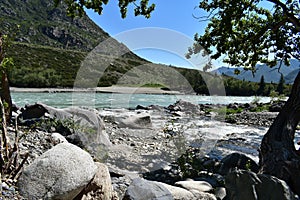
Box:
11, 92, 272, 109
12, 92, 299, 164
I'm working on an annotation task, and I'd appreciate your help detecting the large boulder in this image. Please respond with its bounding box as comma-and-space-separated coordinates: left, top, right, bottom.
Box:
19, 103, 48, 120
75, 162, 116, 200
163, 182, 217, 200
19, 103, 111, 160
18, 143, 98, 200
218, 153, 259, 175
268, 101, 285, 112
167, 100, 202, 115
123, 178, 173, 200
123, 178, 217, 200
160, 183, 195, 200
174, 180, 216, 200
116, 113, 152, 129
175, 180, 213, 193
225, 170, 296, 200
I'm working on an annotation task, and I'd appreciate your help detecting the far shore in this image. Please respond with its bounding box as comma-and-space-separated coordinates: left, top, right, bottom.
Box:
10, 86, 184, 95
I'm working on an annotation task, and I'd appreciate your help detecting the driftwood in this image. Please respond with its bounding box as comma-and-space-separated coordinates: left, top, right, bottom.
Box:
259, 71, 300, 196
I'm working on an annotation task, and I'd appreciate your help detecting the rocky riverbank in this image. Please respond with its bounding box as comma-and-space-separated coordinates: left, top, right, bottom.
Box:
2, 99, 298, 199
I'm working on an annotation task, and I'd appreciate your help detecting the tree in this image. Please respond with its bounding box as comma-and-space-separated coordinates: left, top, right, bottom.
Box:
187, 0, 299, 69
187, 0, 300, 195
54, 0, 155, 18
0, 30, 18, 181
257, 75, 266, 96
0, 33, 13, 122
277, 73, 285, 94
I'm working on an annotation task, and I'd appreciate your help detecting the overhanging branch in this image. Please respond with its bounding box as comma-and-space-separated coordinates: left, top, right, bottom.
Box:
267, 0, 300, 32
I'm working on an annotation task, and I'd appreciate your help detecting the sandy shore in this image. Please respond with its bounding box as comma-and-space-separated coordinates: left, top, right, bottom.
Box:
10, 86, 183, 95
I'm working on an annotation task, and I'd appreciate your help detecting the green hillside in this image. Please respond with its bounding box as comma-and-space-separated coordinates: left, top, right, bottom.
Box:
1, 0, 109, 51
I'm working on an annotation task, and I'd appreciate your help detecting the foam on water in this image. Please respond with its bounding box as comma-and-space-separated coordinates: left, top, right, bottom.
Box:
168, 117, 268, 162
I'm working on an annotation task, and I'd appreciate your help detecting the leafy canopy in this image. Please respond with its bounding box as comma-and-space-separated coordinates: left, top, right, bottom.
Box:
54, 0, 155, 18
187, 0, 300, 70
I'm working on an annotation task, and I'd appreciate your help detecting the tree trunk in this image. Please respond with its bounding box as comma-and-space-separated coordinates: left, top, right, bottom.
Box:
0, 34, 12, 123
1, 70, 12, 122
259, 71, 300, 196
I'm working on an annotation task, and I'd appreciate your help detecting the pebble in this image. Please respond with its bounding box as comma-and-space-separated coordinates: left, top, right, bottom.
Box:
2, 182, 10, 190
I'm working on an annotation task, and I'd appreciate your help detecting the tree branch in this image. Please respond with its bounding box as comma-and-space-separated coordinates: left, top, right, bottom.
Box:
193, 8, 218, 22
267, 0, 300, 31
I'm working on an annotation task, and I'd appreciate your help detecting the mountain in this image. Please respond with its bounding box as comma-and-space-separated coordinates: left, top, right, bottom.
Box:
0, 0, 144, 60
284, 68, 300, 84
1, 0, 106, 51
0, 0, 149, 87
213, 66, 243, 77
213, 59, 300, 84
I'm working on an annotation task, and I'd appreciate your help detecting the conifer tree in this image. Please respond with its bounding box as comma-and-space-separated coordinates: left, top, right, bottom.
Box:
257, 75, 266, 96
276, 74, 285, 95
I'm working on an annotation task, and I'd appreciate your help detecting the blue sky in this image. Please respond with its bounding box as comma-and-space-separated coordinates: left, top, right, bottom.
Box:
86, 0, 274, 70
86, 0, 218, 70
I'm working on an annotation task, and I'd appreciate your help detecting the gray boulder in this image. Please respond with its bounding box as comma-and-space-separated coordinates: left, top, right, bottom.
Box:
50, 132, 68, 145
174, 180, 217, 200
225, 170, 296, 200
116, 113, 152, 129
123, 178, 173, 200
75, 162, 116, 200
269, 101, 285, 112
175, 180, 213, 193
20, 103, 48, 120
159, 182, 195, 200
163, 182, 217, 200
214, 187, 226, 200
218, 153, 259, 175
168, 100, 202, 115
124, 178, 217, 200
19, 103, 111, 160
18, 143, 98, 200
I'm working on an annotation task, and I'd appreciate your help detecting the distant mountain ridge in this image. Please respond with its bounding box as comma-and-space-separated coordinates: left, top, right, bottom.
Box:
213, 59, 300, 84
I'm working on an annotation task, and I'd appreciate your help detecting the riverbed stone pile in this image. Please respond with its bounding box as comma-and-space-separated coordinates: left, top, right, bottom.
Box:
2, 100, 297, 199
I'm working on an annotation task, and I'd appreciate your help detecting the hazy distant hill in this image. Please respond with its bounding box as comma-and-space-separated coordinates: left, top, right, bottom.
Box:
284, 68, 300, 84
213, 59, 300, 84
